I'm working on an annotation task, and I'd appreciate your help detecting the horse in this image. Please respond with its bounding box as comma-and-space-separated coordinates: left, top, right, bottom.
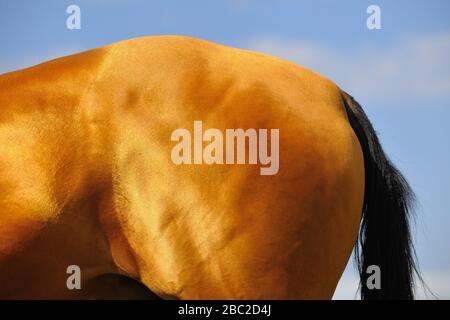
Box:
0, 36, 418, 299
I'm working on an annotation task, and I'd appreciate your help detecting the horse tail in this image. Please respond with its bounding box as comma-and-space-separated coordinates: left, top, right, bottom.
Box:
341, 91, 419, 299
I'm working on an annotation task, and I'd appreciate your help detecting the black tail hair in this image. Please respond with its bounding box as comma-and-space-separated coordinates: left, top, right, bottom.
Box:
341, 91, 419, 300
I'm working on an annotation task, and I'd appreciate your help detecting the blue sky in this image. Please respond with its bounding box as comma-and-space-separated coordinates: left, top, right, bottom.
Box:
1, 0, 449, 299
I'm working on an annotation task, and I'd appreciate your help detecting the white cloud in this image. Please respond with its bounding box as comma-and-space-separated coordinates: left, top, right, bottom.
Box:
0, 44, 86, 74
333, 273, 360, 300
333, 269, 450, 300
3, 34, 449, 105
246, 33, 450, 105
